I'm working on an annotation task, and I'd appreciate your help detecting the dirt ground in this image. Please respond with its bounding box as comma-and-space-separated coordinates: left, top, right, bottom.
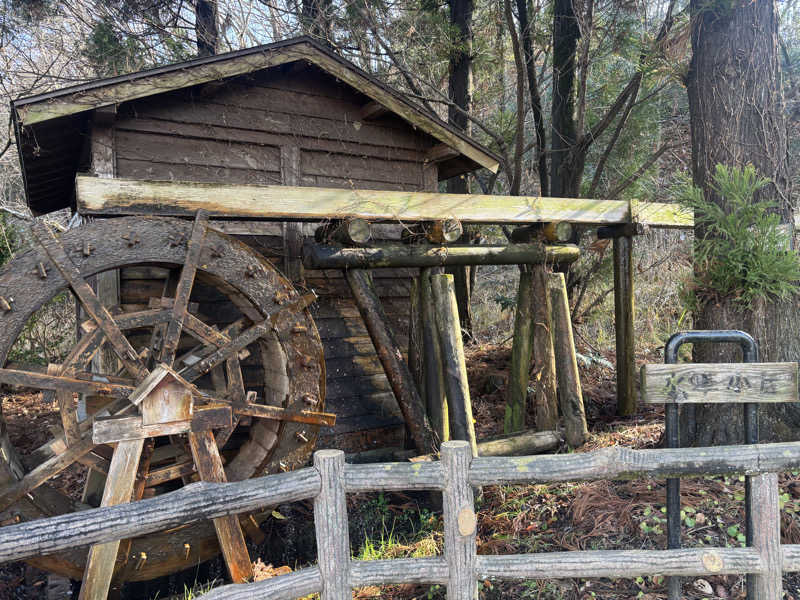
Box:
3, 342, 800, 599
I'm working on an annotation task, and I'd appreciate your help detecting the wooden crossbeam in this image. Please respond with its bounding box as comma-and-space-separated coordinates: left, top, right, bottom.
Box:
75, 176, 694, 228
93, 405, 232, 444
640, 363, 799, 405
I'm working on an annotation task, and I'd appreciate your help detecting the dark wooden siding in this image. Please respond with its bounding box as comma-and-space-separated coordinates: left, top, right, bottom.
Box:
113, 63, 439, 451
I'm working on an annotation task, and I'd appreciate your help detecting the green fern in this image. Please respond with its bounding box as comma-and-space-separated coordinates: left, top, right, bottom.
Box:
678, 163, 800, 308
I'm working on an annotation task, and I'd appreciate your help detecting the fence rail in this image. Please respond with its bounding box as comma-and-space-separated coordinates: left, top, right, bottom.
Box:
3, 440, 800, 598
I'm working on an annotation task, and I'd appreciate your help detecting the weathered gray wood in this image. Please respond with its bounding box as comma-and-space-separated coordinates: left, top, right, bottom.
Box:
421, 268, 448, 442
0, 468, 321, 563
432, 275, 477, 457
441, 441, 477, 600
477, 430, 562, 457
160, 210, 208, 365
344, 462, 445, 492
281, 145, 304, 282
306, 243, 580, 269
78, 438, 143, 600
346, 268, 437, 454
531, 265, 558, 432
475, 548, 763, 580
548, 272, 588, 446
93, 406, 231, 444
76, 176, 692, 227
614, 234, 635, 416
313, 450, 350, 600
469, 441, 800, 486
747, 472, 781, 598
641, 362, 799, 404
195, 566, 322, 600
781, 545, 800, 571
349, 557, 448, 585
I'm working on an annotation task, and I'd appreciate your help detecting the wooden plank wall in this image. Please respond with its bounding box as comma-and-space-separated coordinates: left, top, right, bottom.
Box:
112, 63, 442, 451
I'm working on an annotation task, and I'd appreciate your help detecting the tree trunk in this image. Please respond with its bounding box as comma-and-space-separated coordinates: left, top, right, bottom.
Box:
686, 0, 796, 445
446, 0, 475, 340
195, 0, 219, 57
550, 0, 583, 198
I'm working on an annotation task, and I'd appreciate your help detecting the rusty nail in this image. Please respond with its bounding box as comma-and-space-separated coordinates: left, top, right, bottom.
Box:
0, 296, 12, 312
303, 394, 318, 407
245, 264, 258, 278
36, 262, 47, 278
295, 431, 309, 443
273, 291, 288, 304
134, 552, 147, 570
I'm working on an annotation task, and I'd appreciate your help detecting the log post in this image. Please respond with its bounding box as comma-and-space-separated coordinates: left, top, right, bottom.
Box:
409, 277, 425, 406
346, 269, 437, 454
313, 450, 350, 600
506, 268, 534, 434
548, 273, 588, 446
441, 441, 477, 600
599, 225, 636, 416
746, 472, 781, 599
531, 265, 559, 431
431, 274, 477, 457
421, 268, 448, 442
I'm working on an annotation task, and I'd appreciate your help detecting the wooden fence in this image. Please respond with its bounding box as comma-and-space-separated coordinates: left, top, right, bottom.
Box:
3, 440, 800, 599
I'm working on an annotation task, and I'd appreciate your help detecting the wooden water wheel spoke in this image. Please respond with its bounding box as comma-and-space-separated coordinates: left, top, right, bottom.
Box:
188, 430, 253, 583
159, 210, 209, 366
0, 436, 96, 513
30, 222, 148, 380
0, 217, 324, 584
181, 293, 317, 383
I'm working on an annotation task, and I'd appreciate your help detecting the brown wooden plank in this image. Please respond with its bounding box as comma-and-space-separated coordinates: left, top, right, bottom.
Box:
116, 159, 282, 187
640, 363, 799, 404
93, 406, 232, 444
188, 430, 252, 583
78, 438, 143, 600
160, 210, 209, 365
143, 459, 196, 487
31, 222, 148, 380
0, 368, 134, 397
228, 402, 336, 427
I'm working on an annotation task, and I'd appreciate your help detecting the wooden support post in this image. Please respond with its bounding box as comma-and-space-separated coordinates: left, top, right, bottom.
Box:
431, 274, 477, 457
78, 438, 143, 600
346, 269, 437, 454
506, 268, 533, 434
281, 146, 304, 283
548, 273, 588, 447
531, 265, 559, 431
441, 441, 477, 600
188, 431, 253, 583
313, 450, 350, 600
746, 472, 781, 599
409, 277, 424, 405
612, 233, 635, 416
421, 268, 448, 442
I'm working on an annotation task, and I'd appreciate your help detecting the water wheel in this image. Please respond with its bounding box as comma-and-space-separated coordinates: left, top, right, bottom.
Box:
0, 215, 325, 588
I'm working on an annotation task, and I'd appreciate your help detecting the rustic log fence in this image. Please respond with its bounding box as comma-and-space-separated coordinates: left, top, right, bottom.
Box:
3, 439, 800, 598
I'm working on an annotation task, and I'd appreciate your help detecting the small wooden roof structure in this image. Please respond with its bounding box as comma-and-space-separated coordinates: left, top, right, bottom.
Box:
12, 36, 501, 216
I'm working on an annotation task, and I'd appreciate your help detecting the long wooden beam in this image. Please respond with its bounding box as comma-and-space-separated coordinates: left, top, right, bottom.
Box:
75, 176, 693, 228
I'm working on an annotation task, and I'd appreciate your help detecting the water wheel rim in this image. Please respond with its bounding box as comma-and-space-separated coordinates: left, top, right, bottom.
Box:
0, 216, 324, 581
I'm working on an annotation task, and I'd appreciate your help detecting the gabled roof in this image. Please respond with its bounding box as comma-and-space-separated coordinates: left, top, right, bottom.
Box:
12, 36, 500, 215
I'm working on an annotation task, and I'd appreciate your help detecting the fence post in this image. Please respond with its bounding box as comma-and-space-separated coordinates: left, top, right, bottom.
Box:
747, 472, 781, 599
313, 449, 350, 600
441, 441, 477, 599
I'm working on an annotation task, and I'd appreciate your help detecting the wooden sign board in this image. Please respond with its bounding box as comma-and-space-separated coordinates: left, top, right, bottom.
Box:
640, 363, 799, 405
